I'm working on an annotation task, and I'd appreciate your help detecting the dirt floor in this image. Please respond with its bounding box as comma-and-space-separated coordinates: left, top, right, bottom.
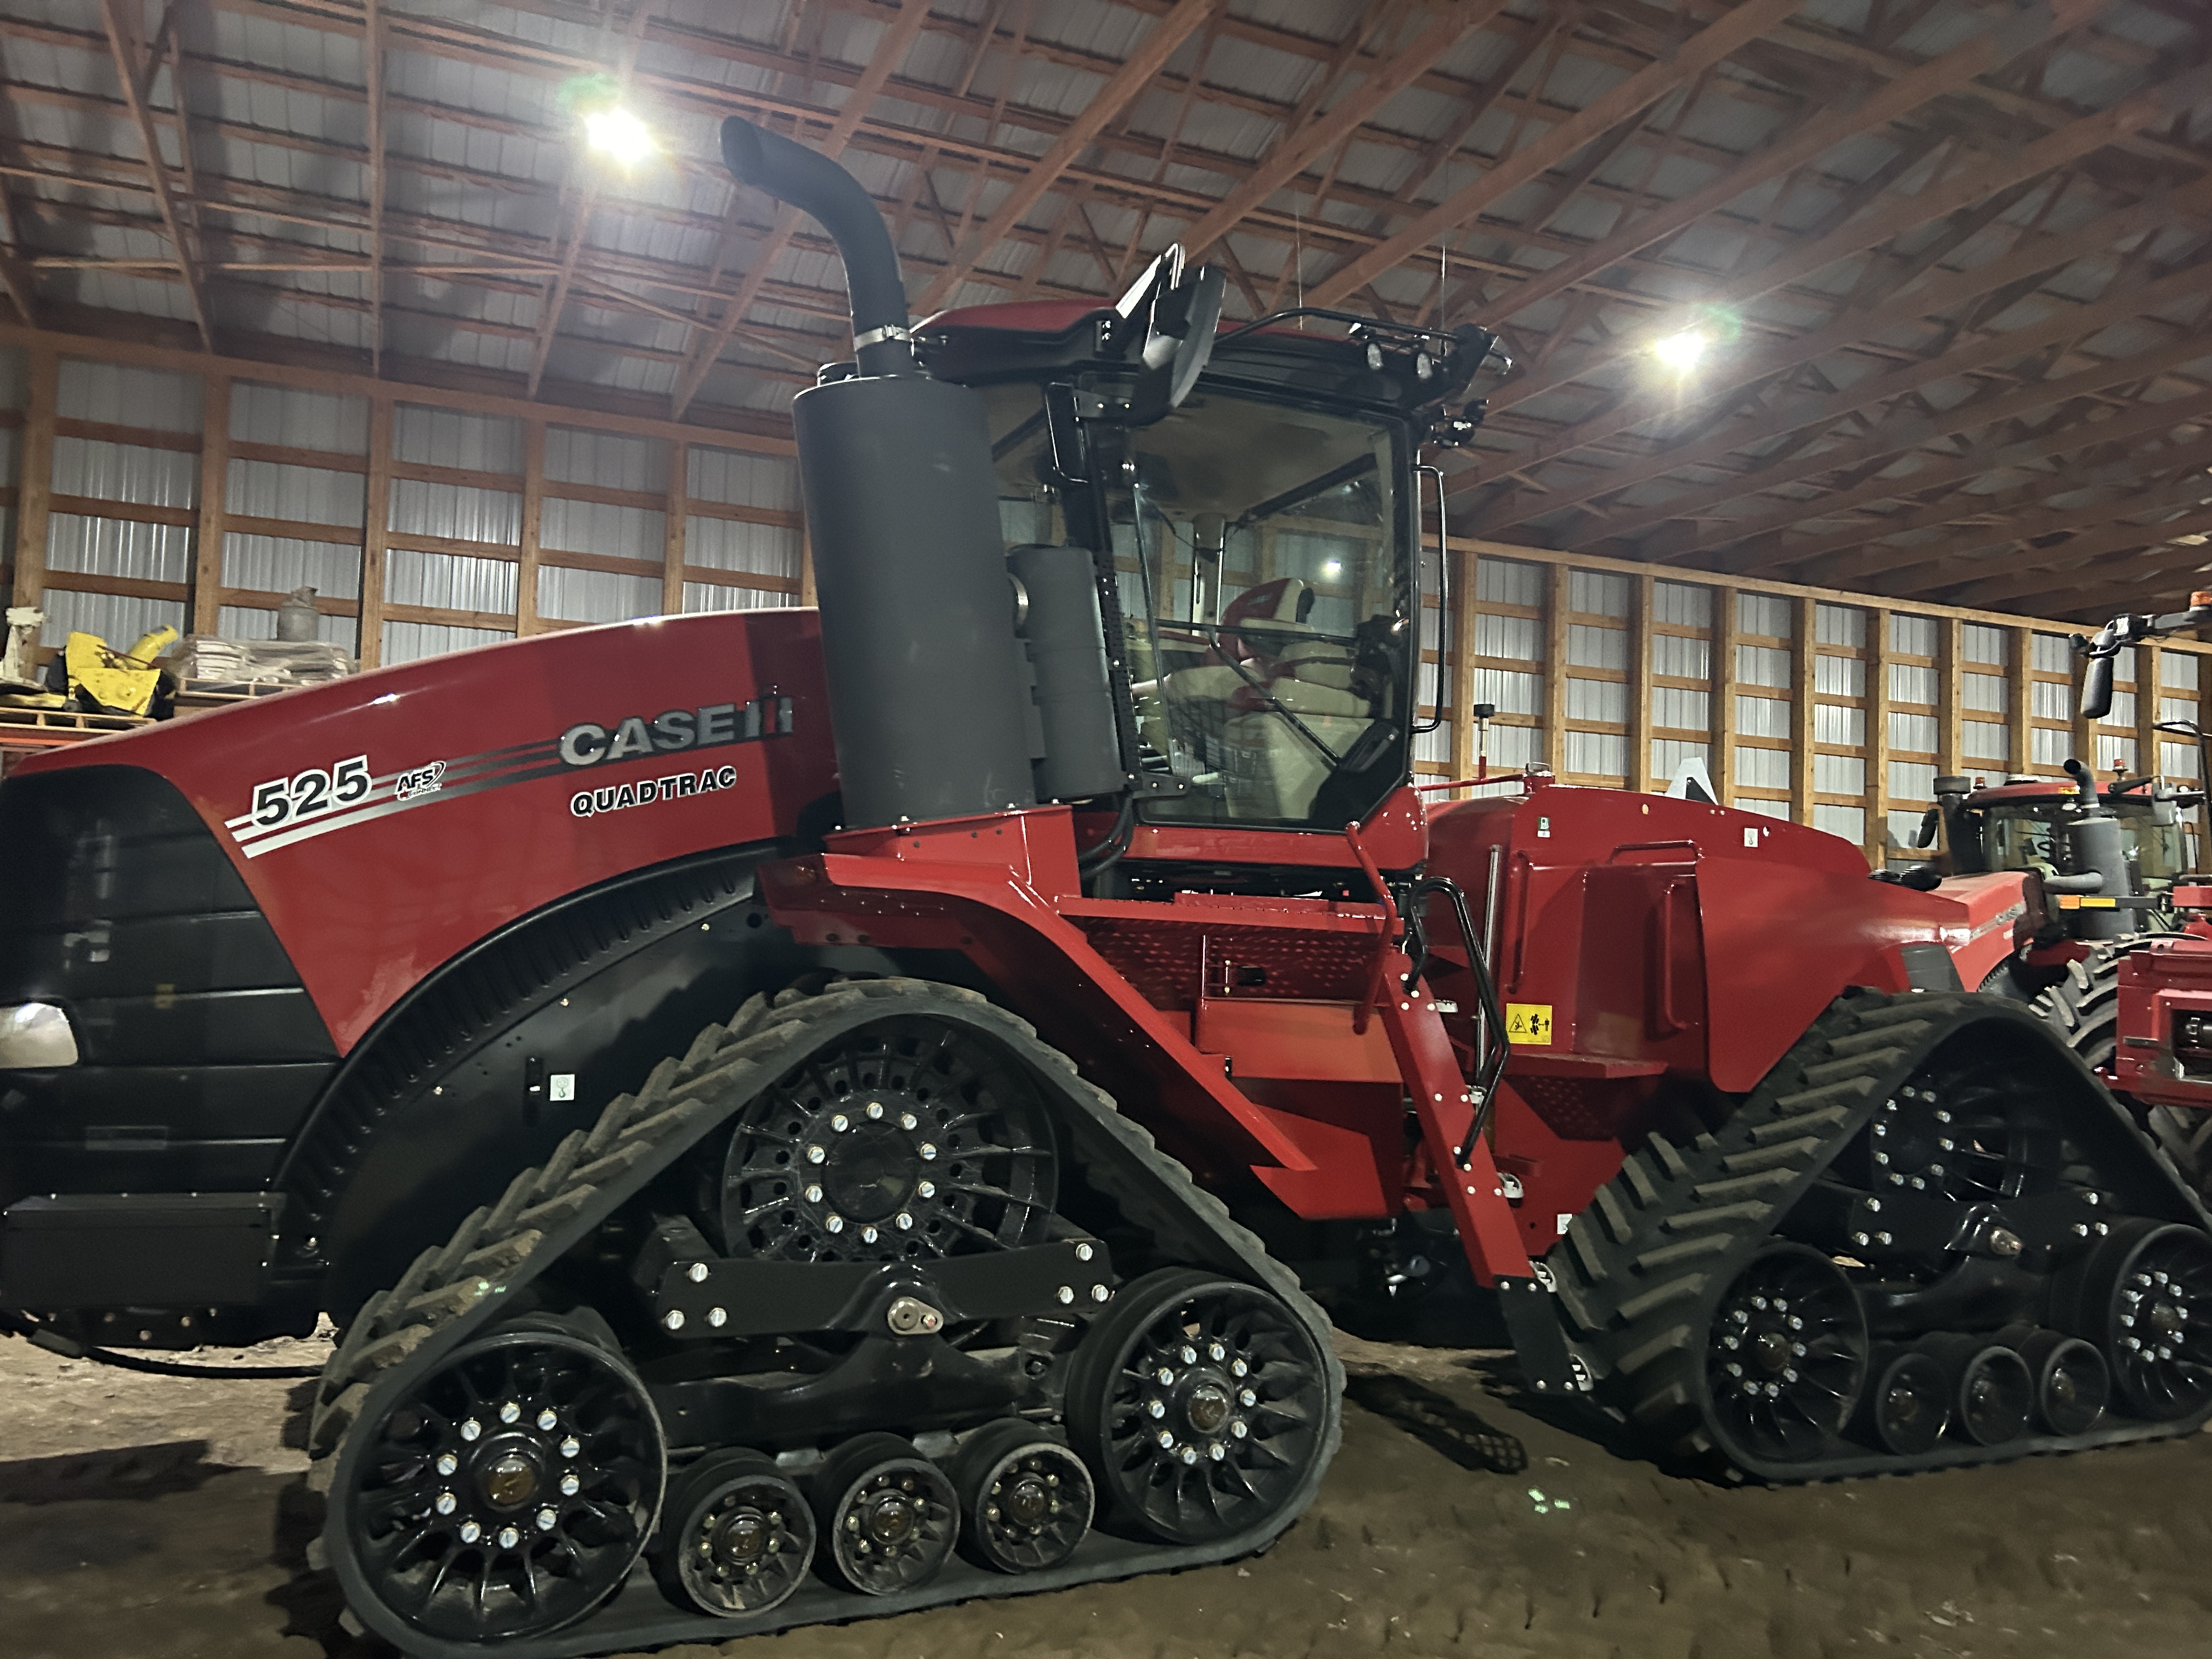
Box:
3, 1324, 2210, 1659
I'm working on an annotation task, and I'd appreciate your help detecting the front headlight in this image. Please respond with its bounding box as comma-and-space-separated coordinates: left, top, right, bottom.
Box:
0, 1002, 78, 1068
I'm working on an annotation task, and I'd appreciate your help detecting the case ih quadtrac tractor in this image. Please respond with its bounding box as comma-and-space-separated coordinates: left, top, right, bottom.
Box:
3, 123, 2210, 1657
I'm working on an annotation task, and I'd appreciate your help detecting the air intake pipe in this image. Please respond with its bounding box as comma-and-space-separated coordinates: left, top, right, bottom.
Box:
719, 118, 1035, 830
2061, 757, 2131, 941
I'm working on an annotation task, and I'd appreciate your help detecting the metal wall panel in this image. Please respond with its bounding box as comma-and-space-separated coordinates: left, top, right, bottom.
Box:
689, 444, 797, 509
228, 458, 366, 527
682, 582, 784, 613
385, 548, 518, 613
546, 426, 665, 491
540, 497, 664, 561
389, 478, 522, 545
223, 532, 362, 598
37, 586, 188, 647
537, 565, 662, 624
686, 515, 799, 578
230, 381, 369, 453
382, 621, 516, 665
217, 604, 357, 647
392, 404, 523, 473
57, 361, 203, 431
52, 437, 198, 506
44, 512, 193, 583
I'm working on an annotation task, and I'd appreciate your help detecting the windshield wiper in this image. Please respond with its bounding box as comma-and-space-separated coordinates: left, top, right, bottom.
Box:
1184, 622, 1346, 769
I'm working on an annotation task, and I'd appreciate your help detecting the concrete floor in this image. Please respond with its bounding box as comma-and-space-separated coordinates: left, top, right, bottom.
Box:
3, 1328, 2209, 1659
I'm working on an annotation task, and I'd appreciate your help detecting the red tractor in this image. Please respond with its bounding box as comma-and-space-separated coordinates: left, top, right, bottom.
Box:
2016, 599, 2212, 1193
1, 126, 2207, 1657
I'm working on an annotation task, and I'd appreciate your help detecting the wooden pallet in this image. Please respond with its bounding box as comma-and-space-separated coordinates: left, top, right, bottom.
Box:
0, 702, 149, 751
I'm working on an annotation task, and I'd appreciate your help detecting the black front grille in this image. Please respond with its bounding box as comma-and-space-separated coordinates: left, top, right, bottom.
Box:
0, 765, 337, 1200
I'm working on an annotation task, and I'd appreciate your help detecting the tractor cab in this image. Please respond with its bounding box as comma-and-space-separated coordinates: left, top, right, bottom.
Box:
918, 287, 1498, 838
1930, 770, 2203, 901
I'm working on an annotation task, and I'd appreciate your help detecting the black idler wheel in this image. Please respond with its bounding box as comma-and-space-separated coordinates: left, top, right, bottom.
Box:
2015, 1329, 2110, 1436
951, 1419, 1094, 1573
811, 1433, 958, 1595
2052, 1217, 2212, 1420
1850, 1345, 1949, 1455
1699, 1243, 1868, 1465
653, 1448, 815, 1617
1066, 1267, 1326, 1546
1916, 1334, 2033, 1446
336, 1324, 664, 1645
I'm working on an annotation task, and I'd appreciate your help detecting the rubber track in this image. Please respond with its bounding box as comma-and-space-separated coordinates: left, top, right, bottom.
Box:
1544, 987, 2212, 1482
306, 977, 1344, 1659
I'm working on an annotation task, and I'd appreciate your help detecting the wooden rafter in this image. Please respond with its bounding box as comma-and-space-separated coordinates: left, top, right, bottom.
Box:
97, 0, 213, 349
912, 0, 1224, 314
1305, 0, 1811, 309
668, 0, 935, 419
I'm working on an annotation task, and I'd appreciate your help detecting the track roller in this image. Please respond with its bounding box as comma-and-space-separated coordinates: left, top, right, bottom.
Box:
1851, 1346, 1949, 1455
2014, 1329, 2109, 1436
952, 1420, 1094, 1573
812, 1433, 958, 1594
653, 1449, 814, 1617
1917, 1334, 2031, 1446
1700, 1243, 1868, 1465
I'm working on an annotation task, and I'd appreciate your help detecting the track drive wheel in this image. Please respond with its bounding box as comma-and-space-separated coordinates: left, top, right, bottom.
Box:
812, 1433, 958, 1594
1699, 1243, 1868, 1465
952, 1419, 1094, 1573
335, 1324, 664, 1644
1067, 1267, 1327, 1546
2053, 1217, 2212, 1420
653, 1449, 815, 1617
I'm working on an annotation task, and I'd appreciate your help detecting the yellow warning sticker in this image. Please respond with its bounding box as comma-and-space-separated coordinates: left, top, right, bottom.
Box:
1506, 1003, 1555, 1046
2056, 895, 2118, 909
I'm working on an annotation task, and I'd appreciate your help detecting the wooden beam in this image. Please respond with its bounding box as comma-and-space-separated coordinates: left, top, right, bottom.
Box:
1306, 0, 1810, 308
9, 342, 55, 610
1451, 542, 1479, 784
1868, 607, 1892, 866
1470, 170, 2212, 517
1713, 582, 1738, 805
662, 437, 687, 617
522, 0, 658, 398
2138, 639, 2160, 782
1543, 561, 1568, 772
0, 317, 795, 456
516, 417, 544, 634
1475, 48, 2212, 441
1791, 594, 1815, 825
1628, 570, 1654, 792
363, 0, 387, 375
669, 0, 936, 416
2006, 624, 2032, 785
97, 0, 215, 351
1535, 251, 2212, 550
192, 369, 227, 637
1175, 2, 1505, 264
1942, 504, 2212, 610
1481, 1, 2100, 333
357, 394, 391, 666
913, 0, 1225, 315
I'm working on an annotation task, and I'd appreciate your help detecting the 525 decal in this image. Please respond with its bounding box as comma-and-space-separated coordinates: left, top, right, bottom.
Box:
252, 755, 370, 828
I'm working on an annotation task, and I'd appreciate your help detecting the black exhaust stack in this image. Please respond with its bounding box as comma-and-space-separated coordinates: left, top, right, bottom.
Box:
720, 119, 1035, 830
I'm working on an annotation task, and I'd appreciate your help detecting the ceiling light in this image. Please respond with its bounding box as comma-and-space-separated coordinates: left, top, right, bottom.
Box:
1322, 559, 1343, 578
583, 106, 655, 167
1650, 329, 1710, 374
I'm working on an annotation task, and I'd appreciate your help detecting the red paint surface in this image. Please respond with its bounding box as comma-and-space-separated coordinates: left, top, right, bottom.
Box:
19, 610, 836, 1049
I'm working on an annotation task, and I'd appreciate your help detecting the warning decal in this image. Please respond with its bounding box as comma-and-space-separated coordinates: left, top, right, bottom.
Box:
1505, 1003, 1555, 1046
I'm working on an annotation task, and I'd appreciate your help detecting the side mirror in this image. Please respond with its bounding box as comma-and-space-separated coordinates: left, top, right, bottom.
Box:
2081, 651, 2115, 721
